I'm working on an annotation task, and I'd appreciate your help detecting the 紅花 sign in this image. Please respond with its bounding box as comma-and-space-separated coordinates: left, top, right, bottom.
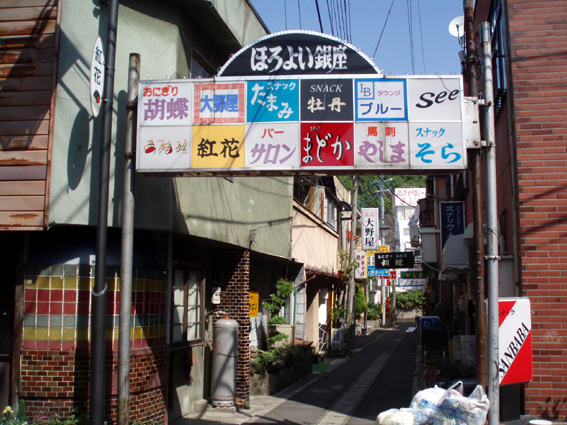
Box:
90, 36, 105, 117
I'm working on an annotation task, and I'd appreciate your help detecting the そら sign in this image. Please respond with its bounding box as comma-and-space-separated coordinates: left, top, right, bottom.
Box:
136, 31, 468, 176
499, 297, 533, 385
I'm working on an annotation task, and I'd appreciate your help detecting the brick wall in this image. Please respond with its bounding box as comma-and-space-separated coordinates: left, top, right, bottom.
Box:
215, 250, 250, 405
20, 264, 168, 423
19, 349, 166, 423
508, 0, 567, 418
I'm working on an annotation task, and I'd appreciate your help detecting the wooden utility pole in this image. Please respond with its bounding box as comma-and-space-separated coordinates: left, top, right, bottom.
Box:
464, 0, 486, 389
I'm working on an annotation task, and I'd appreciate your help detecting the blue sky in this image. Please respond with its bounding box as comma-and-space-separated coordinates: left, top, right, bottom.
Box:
249, 0, 464, 76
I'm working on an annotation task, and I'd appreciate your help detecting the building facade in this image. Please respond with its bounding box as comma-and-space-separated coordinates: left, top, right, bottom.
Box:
473, 0, 567, 418
418, 0, 567, 420
0, 0, 299, 423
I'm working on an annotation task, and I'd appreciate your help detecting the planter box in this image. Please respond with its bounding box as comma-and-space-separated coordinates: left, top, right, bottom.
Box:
272, 324, 295, 348
250, 348, 312, 396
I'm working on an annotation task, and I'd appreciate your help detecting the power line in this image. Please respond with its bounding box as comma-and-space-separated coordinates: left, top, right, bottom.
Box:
326, 0, 335, 36
416, 0, 426, 73
284, 0, 288, 30
407, 0, 415, 74
314, 0, 324, 33
372, 0, 395, 59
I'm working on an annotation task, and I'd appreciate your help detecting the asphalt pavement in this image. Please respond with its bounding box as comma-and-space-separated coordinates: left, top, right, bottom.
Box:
171, 321, 418, 425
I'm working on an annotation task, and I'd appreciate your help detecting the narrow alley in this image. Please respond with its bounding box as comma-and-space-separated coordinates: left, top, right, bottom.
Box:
175, 322, 417, 425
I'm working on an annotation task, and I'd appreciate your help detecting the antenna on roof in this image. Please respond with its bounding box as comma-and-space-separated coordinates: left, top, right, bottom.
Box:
449, 16, 465, 48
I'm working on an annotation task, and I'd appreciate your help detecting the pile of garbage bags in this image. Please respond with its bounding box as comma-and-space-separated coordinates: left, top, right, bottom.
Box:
376, 381, 490, 425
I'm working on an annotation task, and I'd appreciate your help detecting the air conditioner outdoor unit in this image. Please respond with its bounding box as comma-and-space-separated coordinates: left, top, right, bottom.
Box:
331, 328, 344, 351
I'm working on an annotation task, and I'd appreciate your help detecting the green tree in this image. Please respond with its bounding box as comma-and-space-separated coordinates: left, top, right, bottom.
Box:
263, 278, 294, 348
392, 289, 425, 311
354, 283, 367, 319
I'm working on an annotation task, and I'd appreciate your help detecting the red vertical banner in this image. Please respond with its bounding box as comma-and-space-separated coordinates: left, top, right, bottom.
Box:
498, 297, 533, 385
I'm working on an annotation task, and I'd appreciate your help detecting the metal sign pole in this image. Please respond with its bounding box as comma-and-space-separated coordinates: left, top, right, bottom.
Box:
91, 1, 119, 424
481, 21, 500, 425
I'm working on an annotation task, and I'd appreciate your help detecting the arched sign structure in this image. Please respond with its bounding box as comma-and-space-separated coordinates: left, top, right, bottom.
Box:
136, 31, 469, 176
217, 30, 382, 77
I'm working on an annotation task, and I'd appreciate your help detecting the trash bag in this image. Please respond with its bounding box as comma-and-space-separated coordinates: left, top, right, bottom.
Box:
432, 384, 489, 425
410, 385, 452, 425
376, 408, 416, 425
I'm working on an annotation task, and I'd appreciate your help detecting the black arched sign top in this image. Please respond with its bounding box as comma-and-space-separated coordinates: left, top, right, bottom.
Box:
217, 30, 382, 77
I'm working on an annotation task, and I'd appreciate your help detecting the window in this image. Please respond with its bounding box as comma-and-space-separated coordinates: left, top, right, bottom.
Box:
326, 196, 338, 230
191, 51, 214, 79
491, 0, 507, 115
172, 268, 204, 344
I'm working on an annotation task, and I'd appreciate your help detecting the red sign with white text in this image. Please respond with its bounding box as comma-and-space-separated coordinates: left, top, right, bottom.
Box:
499, 298, 532, 386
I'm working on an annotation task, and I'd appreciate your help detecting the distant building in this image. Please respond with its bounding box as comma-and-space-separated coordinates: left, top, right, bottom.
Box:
393, 188, 426, 252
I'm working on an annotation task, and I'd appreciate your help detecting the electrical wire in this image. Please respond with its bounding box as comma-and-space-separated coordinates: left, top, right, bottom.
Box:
407, 0, 415, 74
284, 0, 288, 30
326, 0, 335, 36
416, 0, 426, 73
314, 0, 324, 33
372, 0, 395, 60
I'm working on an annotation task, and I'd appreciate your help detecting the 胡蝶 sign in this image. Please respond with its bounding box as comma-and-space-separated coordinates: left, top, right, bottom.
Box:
136, 75, 466, 175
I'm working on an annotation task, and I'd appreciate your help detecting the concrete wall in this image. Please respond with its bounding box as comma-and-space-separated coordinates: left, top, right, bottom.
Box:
48, 0, 293, 259
291, 201, 339, 274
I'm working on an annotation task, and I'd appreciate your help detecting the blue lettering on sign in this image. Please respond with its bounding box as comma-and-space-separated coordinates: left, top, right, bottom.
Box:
368, 268, 390, 277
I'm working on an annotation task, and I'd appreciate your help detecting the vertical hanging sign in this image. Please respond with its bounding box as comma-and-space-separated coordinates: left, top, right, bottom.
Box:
498, 297, 533, 385
90, 36, 105, 118
361, 208, 379, 250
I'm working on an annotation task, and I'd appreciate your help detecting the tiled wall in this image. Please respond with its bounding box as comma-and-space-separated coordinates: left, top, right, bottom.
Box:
23, 264, 167, 350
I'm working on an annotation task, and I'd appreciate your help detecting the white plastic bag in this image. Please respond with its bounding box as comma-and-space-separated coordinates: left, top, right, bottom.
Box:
410, 385, 452, 425
433, 384, 489, 425
376, 408, 416, 425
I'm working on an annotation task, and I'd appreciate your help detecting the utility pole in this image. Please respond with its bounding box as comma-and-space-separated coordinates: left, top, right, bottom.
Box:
117, 53, 140, 425
481, 22, 500, 425
347, 176, 359, 325
379, 179, 386, 326
91, 1, 119, 425
464, 0, 486, 389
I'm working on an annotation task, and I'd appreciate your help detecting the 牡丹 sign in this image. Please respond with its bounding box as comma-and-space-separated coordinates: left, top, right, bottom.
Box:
136, 75, 466, 175
499, 297, 532, 385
